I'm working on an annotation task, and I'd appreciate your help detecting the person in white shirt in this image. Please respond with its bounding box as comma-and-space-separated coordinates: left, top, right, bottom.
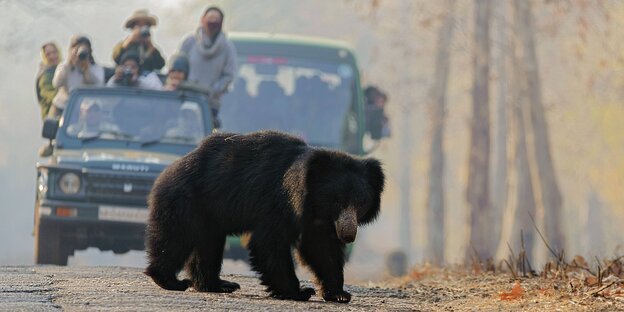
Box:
50, 35, 105, 117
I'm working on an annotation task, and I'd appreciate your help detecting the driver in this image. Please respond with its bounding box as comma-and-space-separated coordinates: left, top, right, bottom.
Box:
67, 100, 119, 138
165, 102, 203, 142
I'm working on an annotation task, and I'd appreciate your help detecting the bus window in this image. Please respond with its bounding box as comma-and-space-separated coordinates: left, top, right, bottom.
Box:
220, 56, 358, 151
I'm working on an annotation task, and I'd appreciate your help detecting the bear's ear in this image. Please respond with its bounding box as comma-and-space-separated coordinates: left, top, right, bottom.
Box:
364, 158, 385, 195
359, 158, 385, 224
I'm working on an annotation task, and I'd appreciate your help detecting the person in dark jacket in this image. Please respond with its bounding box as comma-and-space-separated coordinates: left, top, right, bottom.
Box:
36, 42, 61, 120
112, 9, 165, 72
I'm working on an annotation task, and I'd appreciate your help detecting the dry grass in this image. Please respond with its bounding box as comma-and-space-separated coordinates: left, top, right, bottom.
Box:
375, 257, 623, 311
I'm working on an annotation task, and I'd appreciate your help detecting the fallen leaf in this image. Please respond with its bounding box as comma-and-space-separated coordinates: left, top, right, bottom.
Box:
585, 276, 599, 287
572, 255, 588, 269
539, 287, 553, 296
499, 281, 524, 300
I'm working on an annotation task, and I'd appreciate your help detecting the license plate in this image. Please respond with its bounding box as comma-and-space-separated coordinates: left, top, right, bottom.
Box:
98, 206, 149, 223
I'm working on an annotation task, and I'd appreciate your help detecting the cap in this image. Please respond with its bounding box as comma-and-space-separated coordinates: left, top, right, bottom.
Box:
168, 53, 190, 74
120, 51, 141, 65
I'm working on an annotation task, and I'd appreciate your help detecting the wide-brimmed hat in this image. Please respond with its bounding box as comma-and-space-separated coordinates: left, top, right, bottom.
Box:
124, 9, 158, 29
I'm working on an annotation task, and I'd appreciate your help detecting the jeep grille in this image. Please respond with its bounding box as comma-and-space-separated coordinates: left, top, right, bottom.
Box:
86, 172, 156, 206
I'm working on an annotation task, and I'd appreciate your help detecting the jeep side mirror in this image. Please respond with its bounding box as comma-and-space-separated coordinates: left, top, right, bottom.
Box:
42, 118, 59, 140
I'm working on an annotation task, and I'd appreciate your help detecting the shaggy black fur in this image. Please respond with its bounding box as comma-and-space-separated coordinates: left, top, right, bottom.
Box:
144, 130, 384, 303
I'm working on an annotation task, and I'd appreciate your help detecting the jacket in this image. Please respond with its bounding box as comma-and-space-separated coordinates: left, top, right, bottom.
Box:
36, 63, 58, 119
112, 41, 165, 72
179, 28, 237, 109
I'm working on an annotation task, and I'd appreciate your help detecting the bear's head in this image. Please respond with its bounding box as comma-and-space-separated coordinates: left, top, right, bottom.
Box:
304, 151, 385, 243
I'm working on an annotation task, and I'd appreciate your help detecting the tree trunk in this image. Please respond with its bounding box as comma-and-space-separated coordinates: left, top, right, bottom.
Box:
495, 0, 537, 262
514, 0, 565, 254
425, 0, 456, 265
490, 0, 509, 252
467, 0, 493, 261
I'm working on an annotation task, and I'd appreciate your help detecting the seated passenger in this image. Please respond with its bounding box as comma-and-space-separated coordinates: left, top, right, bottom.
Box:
67, 100, 119, 138
107, 51, 162, 89
112, 9, 165, 72
164, 102, 203, 143
164, 53, 190, 91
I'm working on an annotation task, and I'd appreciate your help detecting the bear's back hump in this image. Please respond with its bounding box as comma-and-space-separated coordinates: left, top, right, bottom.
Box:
195, 131, 309, 171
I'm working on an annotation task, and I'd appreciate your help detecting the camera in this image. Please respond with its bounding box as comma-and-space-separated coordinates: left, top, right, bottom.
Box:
77, 46, 89, 61
121, 66, 134, 86
140, 25, 151, 38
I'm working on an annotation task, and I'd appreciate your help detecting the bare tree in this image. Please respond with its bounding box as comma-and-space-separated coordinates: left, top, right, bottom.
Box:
515, 0, 565, 254
495, 0, 541, 262
490, 0, 509, 250
467, 0, 493, 261
425, 0, 456, 265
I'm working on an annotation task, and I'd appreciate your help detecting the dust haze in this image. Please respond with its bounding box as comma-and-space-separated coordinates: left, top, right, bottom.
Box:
1, 0, 622, 281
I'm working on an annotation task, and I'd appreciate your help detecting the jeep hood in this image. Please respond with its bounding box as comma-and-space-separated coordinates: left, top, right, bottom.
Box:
54, 149, 178, 173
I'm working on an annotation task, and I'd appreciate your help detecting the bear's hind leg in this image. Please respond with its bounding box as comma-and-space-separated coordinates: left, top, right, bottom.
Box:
186, 231, 240, 293
145, 221, 194, 291
248, 228, 314, 301
297, 222, 351, 303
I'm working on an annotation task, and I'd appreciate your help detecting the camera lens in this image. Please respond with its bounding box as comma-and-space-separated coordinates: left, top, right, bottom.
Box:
77, 47, 89, 60
140, 26, 151, 37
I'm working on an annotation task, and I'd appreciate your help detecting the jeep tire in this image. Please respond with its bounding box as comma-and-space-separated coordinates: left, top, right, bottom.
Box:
35, 221, 69, 265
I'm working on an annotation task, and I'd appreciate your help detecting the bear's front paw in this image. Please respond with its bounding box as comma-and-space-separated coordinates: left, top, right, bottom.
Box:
215, 279, 241, 293
270, 286, 316, 301
196, 279, 241, 293
323, 289, 352, 303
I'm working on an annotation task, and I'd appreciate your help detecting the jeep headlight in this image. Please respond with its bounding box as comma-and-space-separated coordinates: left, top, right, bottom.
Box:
58, 172, 81, 194
37, 168, 48, 196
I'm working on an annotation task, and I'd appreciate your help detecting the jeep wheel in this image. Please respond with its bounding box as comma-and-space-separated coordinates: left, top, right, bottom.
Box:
35, 222, 68, 265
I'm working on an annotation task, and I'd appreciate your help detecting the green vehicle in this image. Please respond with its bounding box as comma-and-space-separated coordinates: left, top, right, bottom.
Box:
219, 32, 386, 259
35, 87, 214, 265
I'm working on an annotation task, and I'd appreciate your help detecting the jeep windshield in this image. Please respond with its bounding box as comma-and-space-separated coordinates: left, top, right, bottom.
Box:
220, 56, 357, 149
64, 91, 207, 145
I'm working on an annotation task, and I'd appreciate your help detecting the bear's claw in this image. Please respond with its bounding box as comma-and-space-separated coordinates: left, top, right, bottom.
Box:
270, 286, 316, 301
144, 268, 191, 291
195, 279, 241, 293
213, 279, 241, 293
323, 289, 352, 303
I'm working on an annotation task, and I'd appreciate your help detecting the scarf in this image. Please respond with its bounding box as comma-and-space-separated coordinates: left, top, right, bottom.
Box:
194, 27, 225, 58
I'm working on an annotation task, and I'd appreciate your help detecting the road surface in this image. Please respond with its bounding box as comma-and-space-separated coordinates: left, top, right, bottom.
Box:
4, 266, 621, 311
1, 266, 416, 311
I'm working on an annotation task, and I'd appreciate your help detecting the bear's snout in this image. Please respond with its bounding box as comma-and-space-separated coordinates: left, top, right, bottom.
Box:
335, 207, 358, 243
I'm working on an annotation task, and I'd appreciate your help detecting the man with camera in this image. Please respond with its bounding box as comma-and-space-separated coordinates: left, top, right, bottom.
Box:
107, 51, 162, 89
112, 9, 165, 73
50, 35, 105, 117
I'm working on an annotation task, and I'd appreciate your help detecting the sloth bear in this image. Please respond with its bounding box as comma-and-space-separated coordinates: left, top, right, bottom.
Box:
145, 131, 384, 303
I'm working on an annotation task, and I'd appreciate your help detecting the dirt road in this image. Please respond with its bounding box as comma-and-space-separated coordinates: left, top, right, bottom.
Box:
2, 266, 416, 311
2, 266, 622, 311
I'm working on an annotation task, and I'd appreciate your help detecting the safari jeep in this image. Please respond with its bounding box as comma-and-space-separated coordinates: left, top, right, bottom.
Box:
34, 87, 219, 265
